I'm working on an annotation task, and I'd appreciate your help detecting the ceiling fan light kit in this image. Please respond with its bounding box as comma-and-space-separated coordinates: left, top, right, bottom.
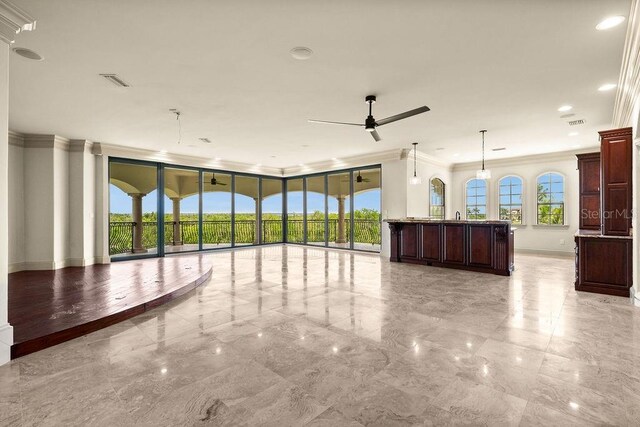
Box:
309, 95, 430, 142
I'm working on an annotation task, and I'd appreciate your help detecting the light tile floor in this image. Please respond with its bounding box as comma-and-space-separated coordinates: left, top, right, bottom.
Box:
2, 245, 640, 426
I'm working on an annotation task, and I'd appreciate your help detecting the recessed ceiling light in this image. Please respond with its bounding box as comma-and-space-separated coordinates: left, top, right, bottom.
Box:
569, 132, 579, 136
558, 105, 573, 112
12, 47, 43, 61
290, 46, 313, 60
598, 83, 617, 91
596, 16, 626, 31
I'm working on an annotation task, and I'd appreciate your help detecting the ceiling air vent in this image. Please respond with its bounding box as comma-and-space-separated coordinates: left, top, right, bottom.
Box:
568, 119, 585, 126
99, 74, 130, 87
199, 137, 212, 143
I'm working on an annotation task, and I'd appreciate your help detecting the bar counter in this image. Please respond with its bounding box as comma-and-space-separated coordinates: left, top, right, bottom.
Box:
385, 218, 515, 276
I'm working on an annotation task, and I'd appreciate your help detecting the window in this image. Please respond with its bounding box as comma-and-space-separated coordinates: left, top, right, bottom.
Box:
498, 176, 523, 224
430, 178, 445, 219
537, 172, 564, 225
466, 179, 487, 220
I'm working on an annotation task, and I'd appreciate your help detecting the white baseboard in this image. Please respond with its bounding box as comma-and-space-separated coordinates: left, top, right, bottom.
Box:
9, 256, 110, 273
0, 323, 13, 366
515, 248, 574, 258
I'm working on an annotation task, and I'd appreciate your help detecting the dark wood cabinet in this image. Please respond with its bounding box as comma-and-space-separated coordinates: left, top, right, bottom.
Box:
468, 224, 492, 267
399, 224, 418, 260
575, 234, 632, 297
443, 224, 465, 264
599, 127, 633, 236
420, 223, 441, 262
388, 220, 514, 276
576, 153, 600, 230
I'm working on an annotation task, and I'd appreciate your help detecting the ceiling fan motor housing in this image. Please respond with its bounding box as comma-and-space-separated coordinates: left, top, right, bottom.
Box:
365, 116, 376, 131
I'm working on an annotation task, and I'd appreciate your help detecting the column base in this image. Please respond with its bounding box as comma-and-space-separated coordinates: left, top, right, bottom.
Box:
0, 323, 13, 365
132, 248, 149, 254
172, 241, 183, 246
335, 239, 347, 244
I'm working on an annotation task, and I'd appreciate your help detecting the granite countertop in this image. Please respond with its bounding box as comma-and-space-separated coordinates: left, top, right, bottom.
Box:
384, 218, 511, 225
574, 229, 633, 240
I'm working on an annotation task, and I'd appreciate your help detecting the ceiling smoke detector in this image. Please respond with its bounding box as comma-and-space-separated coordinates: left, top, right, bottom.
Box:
99, 74, 130, 87
12, 47, 43, 61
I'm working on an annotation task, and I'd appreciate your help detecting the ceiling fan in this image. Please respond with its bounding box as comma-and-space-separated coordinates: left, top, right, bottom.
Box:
342, 171, 371, 183
309, 95, 430, 142
209, 173, 227, 186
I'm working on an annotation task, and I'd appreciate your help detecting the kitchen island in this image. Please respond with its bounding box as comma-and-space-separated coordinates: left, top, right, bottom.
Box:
385, 218, 514, 276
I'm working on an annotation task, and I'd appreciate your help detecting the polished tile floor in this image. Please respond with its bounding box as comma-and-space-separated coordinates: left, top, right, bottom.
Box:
2, 246, 640, 426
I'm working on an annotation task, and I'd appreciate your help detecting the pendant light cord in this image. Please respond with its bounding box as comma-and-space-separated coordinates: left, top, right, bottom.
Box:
412, 142, 418, 177
480, 130, 486, 171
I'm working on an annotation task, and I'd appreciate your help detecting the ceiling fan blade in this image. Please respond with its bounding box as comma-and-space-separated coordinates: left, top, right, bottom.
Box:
376, 106, 430, 126
370, 129, 382, 142
308, 119, 363, 126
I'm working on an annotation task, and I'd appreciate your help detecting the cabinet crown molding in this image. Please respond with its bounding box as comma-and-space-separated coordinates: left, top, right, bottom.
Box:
0, 0, 35, 44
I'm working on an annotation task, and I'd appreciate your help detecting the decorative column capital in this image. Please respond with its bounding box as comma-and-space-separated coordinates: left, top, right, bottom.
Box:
0, 0, 36, 44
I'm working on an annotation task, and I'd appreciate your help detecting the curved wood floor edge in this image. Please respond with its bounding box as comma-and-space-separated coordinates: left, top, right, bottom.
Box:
9, 255, 213, 359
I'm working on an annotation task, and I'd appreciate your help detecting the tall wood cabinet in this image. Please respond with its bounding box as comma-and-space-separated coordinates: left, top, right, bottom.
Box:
600, 127, 633, 236
575, 127, 633, 297
576, 153, 600, 230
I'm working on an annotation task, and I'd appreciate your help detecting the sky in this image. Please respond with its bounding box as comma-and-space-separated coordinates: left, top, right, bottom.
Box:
110, 185, 380, 214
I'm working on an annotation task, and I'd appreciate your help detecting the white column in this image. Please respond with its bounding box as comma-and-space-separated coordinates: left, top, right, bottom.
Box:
0, 35, 10, 366
0, 0, 36, 365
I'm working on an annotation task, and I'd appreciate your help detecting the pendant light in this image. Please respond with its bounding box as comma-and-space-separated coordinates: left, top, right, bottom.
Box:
476, 130, 491, 179
410, 142, 422, 185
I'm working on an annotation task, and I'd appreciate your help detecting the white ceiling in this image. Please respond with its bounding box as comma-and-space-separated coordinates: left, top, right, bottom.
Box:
8, 0, 631, 168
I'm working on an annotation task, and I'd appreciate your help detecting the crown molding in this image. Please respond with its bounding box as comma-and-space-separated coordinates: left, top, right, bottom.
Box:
22, 134, 70, 151
451, 146, 600, 172
92, 142, 284, 176
0, 0, 35, 44
613, 0, 640, 129
282, 149, 405, 176
69, 139, 94, 153
8, 130, 23, 146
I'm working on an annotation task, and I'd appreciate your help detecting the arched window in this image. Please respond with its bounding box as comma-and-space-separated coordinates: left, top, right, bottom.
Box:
466, 179, 487, 220
537, 172, 564, 225
430, 178, 445, 219
498, 176, 523, 224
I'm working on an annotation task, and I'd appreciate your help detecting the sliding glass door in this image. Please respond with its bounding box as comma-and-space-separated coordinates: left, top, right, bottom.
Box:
202, 171, 232, 249
306, 175, 326, 246
163, 167, 200, 253
109, 160, 159, 259
262, 178, 284, 243
327, 172, 351, 249
234, 175, 259, 246
285, 165, 381, 252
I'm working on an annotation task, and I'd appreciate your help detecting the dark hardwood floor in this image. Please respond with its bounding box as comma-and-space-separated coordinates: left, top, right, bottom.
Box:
8, 255, 213, 359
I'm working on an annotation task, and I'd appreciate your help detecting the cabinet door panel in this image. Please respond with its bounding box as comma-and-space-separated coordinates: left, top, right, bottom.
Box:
580, 194, 600, 229
581, 239, 630, 288
468, 225, 492, 267
400, 224, 417, 259
443, 224, 465, 264
420, 224, 441, 261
